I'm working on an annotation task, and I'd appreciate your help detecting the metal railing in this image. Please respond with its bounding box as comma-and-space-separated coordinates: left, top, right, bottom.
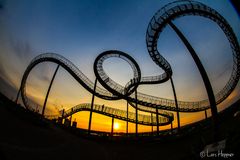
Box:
47, 103, 171, 126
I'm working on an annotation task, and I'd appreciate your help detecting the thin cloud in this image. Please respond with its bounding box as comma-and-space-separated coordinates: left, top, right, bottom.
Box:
0, 0, 4, 10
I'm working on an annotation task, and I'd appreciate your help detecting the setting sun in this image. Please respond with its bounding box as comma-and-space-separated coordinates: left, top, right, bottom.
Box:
114, 123, 120, 130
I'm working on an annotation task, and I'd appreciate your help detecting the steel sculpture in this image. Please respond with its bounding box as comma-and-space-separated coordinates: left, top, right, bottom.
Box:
18, 0, 239, 136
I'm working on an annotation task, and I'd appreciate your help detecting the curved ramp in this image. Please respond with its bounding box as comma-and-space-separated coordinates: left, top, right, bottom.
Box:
48, 103, 173, 126
20, 0, 240, 127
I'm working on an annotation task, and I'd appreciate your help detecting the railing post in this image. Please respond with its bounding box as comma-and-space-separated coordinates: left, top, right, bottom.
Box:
170, 77, 180, 131
88, 78, 97, 135
42, 65, 60, 117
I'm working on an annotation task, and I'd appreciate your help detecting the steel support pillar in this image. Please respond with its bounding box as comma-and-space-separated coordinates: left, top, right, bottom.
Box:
156, 108, 159, 136
151, 113, 153, 135
126, 102, 129, 135
88, 78, 97, 135
111, 117, 114, 136
205, 109, 208, 119
15, 87, 21, 104
170, 77, 180, 131
169, 21, 219, 141
61, 109, 65, 118
135, 90, 138, 137
69, 108, 73, 126
42, 65, 60, 117
60, 109, 65, 124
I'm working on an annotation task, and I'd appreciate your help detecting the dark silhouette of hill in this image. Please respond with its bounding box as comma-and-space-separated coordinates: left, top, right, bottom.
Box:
0, 93, 109, 160
0, 92, 239, 160
0, 76, 17, 101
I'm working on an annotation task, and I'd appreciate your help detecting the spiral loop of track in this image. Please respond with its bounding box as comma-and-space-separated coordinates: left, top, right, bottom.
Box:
20, 0, 239, 126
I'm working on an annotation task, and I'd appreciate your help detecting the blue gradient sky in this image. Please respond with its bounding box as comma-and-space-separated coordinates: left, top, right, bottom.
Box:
0, 0, 239, 132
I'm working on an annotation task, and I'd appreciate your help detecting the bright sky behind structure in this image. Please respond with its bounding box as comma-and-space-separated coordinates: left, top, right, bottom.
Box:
0, 0, 239, 132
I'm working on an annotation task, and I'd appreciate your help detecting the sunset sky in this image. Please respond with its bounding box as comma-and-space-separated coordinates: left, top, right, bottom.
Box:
0, 0, 239, 133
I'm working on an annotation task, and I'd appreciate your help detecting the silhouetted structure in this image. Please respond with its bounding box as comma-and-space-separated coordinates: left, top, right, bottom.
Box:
64, 119, 71, 127
72, 120, 77, 128
18, 0, 239, 138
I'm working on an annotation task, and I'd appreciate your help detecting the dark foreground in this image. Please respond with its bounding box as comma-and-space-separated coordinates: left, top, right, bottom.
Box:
0, 93, 239, 160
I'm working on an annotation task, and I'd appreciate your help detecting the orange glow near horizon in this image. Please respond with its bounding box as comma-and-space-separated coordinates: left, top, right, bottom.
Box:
12, 76, 240, 132
114, 122, 120, 130
16, 72, 240, 133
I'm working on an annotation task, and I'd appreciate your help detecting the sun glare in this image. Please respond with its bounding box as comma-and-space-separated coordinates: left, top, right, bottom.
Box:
114, 123, 120, 130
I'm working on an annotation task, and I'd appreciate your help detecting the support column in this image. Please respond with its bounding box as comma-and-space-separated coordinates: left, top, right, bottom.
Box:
59, 109, 64, 124
61, 109, 65, 118
88, 78, 97, 135
156, 108, 159, 136
169, 21, 219, 141
69, 108, 73, 126
111, 117, 114, 136
15, 87, 21, 104
151, 113, 153, 135
42, 65, 60, 117
205, 109, 208, 119
171, 122, 173, 134
135, 90, 138, 137
126, 102, 129, 135
170, 77, 180, 131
